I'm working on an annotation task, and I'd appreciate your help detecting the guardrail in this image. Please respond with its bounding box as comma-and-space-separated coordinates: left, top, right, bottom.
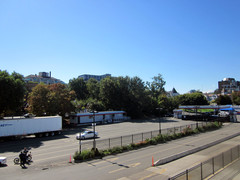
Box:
169, 145, 240, 180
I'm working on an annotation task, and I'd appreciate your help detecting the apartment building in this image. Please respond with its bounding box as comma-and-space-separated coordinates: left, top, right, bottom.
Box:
24, 72, 65, 85
218, 78, 240, 95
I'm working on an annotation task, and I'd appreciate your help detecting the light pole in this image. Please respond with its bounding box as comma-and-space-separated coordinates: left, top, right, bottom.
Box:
91, 110, 98, 151
156, 108, 162, 135
79, 131, 82, 153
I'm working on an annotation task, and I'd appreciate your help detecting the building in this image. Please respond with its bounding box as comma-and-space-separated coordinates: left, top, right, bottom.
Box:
78, 74, 111, 81
167, 88, 180, 97
218, 78, 240, 95
203, 92, 218, 102
24, 72, 65, 85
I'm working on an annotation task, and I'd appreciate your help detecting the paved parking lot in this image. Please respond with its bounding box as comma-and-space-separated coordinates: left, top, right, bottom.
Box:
63, 117, 197, 140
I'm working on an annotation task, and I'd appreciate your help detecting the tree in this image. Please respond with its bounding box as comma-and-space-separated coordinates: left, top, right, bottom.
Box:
0, 70, 26, 117
28, 83, 76, 117
28, 84, 50, 116
147, 74, 166, 99
215, 95, 232, 105
69, 78, 88, 100
86, 78, 100, 100
99, 77, 118, 110
232, 92, 240, 105
177, 92, 209, 105
157, 95, 179, 115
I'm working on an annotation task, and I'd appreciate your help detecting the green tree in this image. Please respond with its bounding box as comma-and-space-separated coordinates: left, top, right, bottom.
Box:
99, 77, 118, 110
177, 92, 209, 105
215, 95, 232, 105
86, 78, 100, 99
232, 92, 240, 105
69, 78, 88, 100
147, 74, 166, 99
0, 70, 26, 117
157, 95, 179, 115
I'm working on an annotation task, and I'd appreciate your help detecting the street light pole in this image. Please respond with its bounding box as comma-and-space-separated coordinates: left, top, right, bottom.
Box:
79, 132, 82, 153
156, 108, 162, 135
91, 110, 98, 152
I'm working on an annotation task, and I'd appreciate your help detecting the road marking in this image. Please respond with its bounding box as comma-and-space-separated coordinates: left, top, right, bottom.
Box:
108, 162, 141, 174
139, 172, 157, 180
88, 157, 119, 166
109, 167, 125, 174
129, 162, 140, 167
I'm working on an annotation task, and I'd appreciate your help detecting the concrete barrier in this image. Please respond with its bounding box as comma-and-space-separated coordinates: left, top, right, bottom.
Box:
154, 132, 240, 166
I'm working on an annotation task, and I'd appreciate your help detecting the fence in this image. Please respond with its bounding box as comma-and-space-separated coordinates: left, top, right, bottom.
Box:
169, 145, 240, 180
79, 121, 211, 151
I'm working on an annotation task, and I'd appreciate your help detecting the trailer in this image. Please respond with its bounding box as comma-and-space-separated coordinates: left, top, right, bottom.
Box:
70, 111, 128, 126
0, 116, 62, 138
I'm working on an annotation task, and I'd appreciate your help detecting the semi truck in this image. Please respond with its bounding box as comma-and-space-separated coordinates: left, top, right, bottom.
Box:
0, 116, 62, 139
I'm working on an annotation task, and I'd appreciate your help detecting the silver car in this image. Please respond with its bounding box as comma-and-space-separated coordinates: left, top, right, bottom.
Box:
76, 131, 98, 140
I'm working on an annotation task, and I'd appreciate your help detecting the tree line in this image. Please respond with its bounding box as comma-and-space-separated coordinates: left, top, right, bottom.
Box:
1, 70, 239, 119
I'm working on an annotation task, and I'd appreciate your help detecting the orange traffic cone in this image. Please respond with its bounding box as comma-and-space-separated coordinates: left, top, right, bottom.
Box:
69, 155, 72, 163
152, 156, 154, 166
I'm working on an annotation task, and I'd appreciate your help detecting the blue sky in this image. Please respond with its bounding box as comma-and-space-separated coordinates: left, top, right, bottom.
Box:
1, 0, 239, 94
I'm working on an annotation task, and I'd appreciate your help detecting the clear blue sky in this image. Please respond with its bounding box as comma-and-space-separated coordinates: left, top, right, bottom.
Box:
1, 0, 239, 94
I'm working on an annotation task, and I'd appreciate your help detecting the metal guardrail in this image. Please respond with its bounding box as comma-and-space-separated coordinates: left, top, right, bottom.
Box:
79, 121, 211, 151
169, 145, 240, 180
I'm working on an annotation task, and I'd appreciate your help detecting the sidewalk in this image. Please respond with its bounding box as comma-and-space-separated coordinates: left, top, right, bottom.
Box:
145, 123, 240, 179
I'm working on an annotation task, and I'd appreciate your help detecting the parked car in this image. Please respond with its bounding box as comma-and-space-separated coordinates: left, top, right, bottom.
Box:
76, 131, 98, 140
0, 157, 7, 165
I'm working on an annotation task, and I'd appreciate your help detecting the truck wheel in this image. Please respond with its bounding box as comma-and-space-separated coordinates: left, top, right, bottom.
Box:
38, 133, 43, 138
45, 132, 49, 137
50, 132, 55, 136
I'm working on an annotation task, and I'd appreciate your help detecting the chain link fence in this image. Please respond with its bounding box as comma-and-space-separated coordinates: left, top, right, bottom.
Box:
79, 121, 211, 151
169, 145, 240, 180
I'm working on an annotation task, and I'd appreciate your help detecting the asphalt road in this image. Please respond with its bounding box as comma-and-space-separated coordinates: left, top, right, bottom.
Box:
1, 120, 240, 180
0, 117, 196, 167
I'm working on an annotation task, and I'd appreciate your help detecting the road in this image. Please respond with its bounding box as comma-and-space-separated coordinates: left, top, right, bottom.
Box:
0, 117, 196, 167
1, 121, 240, 179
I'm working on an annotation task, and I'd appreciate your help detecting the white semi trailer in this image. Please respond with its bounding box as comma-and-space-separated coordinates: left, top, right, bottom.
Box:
0, 116, 62, 138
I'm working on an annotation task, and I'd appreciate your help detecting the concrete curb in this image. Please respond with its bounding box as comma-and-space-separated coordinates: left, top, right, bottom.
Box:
154, 132, 240, 166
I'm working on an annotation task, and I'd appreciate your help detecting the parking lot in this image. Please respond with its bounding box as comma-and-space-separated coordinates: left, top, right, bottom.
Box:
0, 117, 197, 169
63, 117, 196, 140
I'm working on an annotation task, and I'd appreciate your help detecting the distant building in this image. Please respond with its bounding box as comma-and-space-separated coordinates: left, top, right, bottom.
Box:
167, 88, 180, 97
218, 78, 240, 95
78, 74, 111, 81
24, 72, 65, 85
188, 89, 198, 94
203, 92, 218, 102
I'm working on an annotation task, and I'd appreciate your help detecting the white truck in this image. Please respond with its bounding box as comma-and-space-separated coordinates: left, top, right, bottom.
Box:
0, 116, 62, 139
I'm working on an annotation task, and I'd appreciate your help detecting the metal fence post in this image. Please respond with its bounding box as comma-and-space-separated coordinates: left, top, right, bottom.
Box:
151, 131, 152, 139
222, 152, 224, 167
212, 157, 215, 174
238, 145, 239, 158
142, 133, 143, 142
201, 163, 203, 180
109, 138, 110, 149
186, 169, 188, 180
132, 134, 133, 144
121, 136, 122, 147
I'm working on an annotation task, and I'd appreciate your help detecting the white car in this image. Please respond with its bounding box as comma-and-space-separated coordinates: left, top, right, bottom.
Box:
76, 131, 98, 140
0, 157, 7, 165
